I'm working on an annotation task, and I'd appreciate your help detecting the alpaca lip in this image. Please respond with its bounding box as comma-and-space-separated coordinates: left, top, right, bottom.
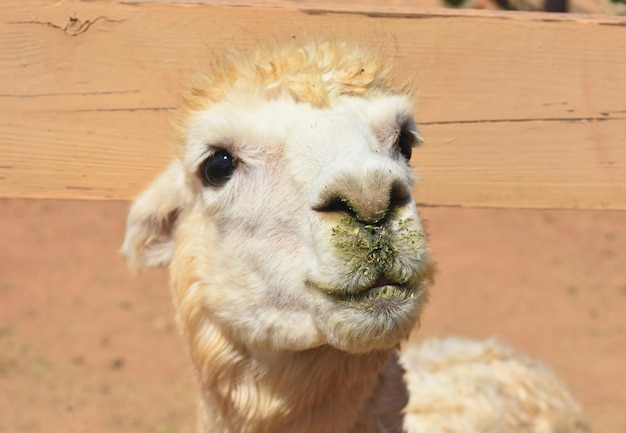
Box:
348, 284, 413, 311
330, 283, 414, 311
359, 284, 408, 300
364, 284, 403, 299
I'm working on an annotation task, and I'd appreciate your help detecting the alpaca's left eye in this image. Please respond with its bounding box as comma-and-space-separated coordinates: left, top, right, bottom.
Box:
201, 149, 237, 186
396, 128, 414, 161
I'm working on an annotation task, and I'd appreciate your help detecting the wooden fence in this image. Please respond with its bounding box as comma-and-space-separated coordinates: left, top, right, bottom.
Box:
1, 0, 625, 209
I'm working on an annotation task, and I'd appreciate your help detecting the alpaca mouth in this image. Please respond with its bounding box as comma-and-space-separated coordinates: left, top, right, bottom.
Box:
331, 280, 416, 312
353, 284, 412, 311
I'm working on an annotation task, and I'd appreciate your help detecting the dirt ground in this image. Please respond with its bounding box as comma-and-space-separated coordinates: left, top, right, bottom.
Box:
0, 199, 624, 433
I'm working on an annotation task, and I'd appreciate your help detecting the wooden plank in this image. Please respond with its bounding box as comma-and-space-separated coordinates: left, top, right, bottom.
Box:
1, 0, 625, 208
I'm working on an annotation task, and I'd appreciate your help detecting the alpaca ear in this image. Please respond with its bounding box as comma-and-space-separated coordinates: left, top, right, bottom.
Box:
121, 160, 192, 268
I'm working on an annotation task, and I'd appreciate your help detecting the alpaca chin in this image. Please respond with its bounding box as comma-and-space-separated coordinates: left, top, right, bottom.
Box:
312, 267, 432, 354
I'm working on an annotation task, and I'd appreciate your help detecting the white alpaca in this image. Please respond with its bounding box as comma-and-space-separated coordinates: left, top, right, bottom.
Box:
122, 40, 590, 433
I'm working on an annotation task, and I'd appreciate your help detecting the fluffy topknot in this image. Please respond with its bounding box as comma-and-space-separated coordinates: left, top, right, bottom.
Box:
171, 39, 402, 148
184, 39, 395, 110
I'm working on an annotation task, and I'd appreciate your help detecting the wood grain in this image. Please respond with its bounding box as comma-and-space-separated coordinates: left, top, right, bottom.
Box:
1, 0, 625, 208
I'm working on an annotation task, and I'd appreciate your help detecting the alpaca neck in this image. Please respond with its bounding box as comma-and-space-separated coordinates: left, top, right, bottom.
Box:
191, 335, 407, 433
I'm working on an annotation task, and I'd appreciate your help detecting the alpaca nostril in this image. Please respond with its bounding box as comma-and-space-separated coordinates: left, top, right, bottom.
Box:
313, 196, 353, 215
314, 180, 412, 225
313, 193, 386, 224
312, 161, 413, 225
389, 180, 412, 208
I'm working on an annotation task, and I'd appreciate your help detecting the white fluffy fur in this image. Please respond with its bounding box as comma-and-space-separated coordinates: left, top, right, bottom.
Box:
122, 40, 590, 433
404, 338, 590, 433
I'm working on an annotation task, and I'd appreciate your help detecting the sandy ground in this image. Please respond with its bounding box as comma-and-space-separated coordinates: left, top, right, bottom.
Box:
0, 199, 624, 433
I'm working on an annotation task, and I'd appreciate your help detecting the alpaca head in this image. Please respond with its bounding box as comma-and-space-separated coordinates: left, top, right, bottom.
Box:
122, 40, 433, 357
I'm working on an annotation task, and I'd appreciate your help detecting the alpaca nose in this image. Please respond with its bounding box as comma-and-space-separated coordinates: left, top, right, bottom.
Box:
313, 164, 412, 225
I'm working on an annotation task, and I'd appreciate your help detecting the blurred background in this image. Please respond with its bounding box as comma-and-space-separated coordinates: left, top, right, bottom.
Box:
339, 0, 626, 14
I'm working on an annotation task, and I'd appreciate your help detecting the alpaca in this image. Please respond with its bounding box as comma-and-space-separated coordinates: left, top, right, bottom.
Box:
121, 40, 591, 433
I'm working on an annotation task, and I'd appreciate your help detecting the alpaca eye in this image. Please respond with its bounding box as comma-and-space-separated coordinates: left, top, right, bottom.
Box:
396, 128, 414, 161
201, 149, 237, 186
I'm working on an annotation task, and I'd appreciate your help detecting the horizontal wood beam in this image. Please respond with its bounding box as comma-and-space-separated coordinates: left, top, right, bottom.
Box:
1, 0, 625, 208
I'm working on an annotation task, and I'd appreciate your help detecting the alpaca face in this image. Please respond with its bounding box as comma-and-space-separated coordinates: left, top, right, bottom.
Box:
144, 92, 431, 355
122, 41, 433, 356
